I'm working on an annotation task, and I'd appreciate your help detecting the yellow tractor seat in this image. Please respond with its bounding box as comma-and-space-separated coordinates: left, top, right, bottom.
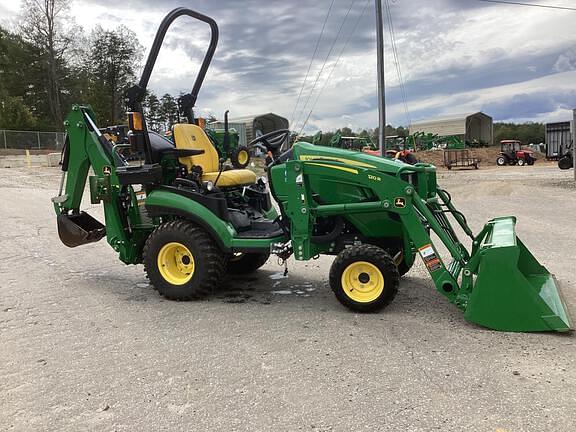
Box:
172, 124, 256, 187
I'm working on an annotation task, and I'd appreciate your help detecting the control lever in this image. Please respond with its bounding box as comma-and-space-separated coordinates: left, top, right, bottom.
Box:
213, 157, 226, 186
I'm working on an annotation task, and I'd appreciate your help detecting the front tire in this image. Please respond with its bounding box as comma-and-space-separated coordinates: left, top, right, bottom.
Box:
231, 146, 250, 169
329, 245, 399, 313
517, 158, 525, 166
143, 220, 225, 300
227, 252, 270, 274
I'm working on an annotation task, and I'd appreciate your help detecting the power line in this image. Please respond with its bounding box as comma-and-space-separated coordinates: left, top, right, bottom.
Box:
293, 0, 357, 133
384, 0, 411, 128
477, 0, 576, 11
298, 0, 370, 136
289, 0, 336, 128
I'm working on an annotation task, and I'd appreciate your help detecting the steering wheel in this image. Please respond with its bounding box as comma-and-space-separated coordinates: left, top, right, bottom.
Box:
248, 129, 290, 155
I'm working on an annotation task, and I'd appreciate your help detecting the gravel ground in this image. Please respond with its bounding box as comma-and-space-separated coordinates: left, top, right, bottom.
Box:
0, 164, 575, 431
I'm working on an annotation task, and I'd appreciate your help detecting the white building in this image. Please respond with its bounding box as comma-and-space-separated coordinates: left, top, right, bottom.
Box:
410, 112, 493, 145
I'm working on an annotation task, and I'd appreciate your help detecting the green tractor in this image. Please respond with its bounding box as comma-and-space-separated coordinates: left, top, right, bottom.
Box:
52, 8, 572, 333
205, 110, 251, 169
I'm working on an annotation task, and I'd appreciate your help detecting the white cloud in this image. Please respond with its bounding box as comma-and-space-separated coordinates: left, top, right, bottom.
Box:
2, 0, 576, 130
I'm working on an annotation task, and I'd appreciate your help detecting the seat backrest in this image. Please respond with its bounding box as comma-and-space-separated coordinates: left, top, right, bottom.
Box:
173, 124, 219, 172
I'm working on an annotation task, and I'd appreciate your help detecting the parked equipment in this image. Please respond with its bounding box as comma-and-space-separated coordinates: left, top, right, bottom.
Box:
497, 140, 535, 166
52, 8, 572, 333
444, 149, 479, 170
558, 145, 573, 170
205, 111, 250, 169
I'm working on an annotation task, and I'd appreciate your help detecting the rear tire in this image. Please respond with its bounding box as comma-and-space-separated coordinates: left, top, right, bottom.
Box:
558, 155, 573, 170
143, 220, 225, 300
329, 245, 399, 313
231, 146, 250, 169
496, 156, 506, 166
227, 252, 270, 274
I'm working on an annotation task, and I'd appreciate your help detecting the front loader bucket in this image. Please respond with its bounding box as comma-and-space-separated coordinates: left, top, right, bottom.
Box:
57, 211, 106, 248
464, 217, 573, 332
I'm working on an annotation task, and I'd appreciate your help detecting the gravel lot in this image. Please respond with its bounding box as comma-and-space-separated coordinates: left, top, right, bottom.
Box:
1, 164, 575, 431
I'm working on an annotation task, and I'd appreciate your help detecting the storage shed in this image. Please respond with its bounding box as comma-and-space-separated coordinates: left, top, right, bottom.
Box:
545, 121, 573, 159
410, 112, 493, 145
229, 113, 289, 143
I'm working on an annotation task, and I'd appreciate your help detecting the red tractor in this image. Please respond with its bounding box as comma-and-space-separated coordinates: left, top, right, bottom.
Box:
496, 140, 535, 166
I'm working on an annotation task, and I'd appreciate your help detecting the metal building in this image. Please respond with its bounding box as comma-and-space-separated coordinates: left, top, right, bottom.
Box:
229, 113, 289, 143
545, 121, 573, 160
410, 112, 493, 145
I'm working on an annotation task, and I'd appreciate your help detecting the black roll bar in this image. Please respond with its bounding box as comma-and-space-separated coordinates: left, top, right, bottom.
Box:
126, 7, 219, 121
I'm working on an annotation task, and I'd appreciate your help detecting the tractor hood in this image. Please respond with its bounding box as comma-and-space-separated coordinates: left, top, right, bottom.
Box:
292, 142, 421, 175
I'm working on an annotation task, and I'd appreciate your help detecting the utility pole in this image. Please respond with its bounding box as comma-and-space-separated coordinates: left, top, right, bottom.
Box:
573, 109, 575, 181
375, 0, 386, 157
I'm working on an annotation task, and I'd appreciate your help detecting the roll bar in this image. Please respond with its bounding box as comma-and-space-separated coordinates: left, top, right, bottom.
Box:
126, 7, 219, 122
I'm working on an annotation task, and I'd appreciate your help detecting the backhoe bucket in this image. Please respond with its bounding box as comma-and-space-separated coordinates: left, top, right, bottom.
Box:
57, 211, 106, 248
464, 217, 573, 332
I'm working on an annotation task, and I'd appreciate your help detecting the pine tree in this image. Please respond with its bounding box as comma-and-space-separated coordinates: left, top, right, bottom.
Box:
85, 25, 143, 126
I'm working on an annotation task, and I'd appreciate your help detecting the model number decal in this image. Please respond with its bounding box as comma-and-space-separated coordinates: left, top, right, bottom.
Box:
368, 174, 381, 182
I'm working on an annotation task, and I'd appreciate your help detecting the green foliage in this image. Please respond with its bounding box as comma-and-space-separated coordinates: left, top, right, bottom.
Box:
144, 92, 162, 131
18, 0, 77, 128
0, 92, 37, 130
300, 124, 407, 148
86, 25, 143, 126
159, 94, 179, 131
494, 122, 545, 145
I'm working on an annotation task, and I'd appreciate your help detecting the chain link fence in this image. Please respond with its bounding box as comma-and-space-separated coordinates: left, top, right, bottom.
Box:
0, 130, 66, 151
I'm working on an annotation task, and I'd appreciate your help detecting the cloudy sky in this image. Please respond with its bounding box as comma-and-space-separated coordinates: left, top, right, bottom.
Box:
1, 0, 575, 132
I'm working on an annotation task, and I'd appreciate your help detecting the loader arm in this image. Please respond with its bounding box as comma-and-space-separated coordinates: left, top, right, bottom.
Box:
272, 142, 573, 332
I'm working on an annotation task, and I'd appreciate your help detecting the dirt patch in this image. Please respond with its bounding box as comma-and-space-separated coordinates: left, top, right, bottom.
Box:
413, 147, 552, 169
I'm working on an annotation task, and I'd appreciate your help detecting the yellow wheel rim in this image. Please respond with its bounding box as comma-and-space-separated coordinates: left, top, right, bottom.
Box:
237, 149, 249, 165
341, 261, 384, 303
157, 242, 195, 285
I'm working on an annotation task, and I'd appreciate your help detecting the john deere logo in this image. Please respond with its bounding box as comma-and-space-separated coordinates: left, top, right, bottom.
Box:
103, 166, 111, 175
394, 197, 406, 208
190, 135, 196, 141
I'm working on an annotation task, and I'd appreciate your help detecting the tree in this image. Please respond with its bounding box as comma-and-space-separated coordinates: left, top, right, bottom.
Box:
0, 92, 37, 130
159, 93, 178, 131
358, 129, 371, 139
144, 91, 161, 132
86, 25, 142, 126
494, 122, 545, 145
18, 0, 76, 128
339, 127, 354, 137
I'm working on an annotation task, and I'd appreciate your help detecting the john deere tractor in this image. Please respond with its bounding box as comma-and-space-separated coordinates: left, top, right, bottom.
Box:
205, 110, 251, 169
52, 8, 572, 333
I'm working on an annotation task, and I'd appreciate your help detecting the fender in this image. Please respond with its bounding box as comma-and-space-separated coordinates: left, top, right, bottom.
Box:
145, 188, 236, 251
